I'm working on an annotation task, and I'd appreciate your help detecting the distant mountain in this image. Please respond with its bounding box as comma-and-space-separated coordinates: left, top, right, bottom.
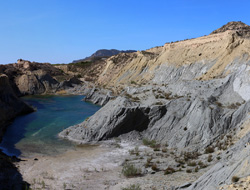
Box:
72, 49, 136, 63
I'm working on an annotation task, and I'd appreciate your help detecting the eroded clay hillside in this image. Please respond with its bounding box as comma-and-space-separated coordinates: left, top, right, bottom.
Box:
60, 21, 250, 190
97, 25, 250, 91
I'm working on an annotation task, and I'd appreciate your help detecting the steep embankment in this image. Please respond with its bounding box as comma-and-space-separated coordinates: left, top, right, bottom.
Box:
97, 30, 250, 90
0, 74, 33, 189
0, 59, 81, 96
0, 74, 33, 140
59, 21, 250, 189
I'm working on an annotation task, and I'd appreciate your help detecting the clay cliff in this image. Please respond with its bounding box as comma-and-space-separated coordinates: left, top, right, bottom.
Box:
59, 21, 250, 189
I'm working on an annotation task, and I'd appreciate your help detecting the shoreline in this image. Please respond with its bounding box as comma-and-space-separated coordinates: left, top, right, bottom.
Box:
16, 141, 132, 190
16, 140, 212, 190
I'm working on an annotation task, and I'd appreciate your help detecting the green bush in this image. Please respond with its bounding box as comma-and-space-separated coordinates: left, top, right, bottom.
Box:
122, 164, 141, 177
142, 138, 158, 148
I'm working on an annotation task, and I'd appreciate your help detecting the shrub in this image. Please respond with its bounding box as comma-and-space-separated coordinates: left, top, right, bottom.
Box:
207, 155, 213, 162
122, 164, 141, 177
121, 184, 141, 190
198, 161, 208, 169
161, 148, 167, 153
176, 159, 185, 165
205, 146, 214, 154
76, 74, 82, 78
164, 167, 176, 175
231, 176, 240, 183
144, 162, 151, 168
147, 157, 153, 163
215, 101, 223, 107
142, 139, 158, 148
194, 167, 199, 172
129, 147, 139, 155
183, 151, 200, 161
151, 164, 159, 171
186, 169, 192, 173
153, 147, 160, 151
187, 161, 197, 167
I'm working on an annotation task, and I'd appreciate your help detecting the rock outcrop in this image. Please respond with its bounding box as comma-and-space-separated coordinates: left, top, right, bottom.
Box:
0, 60, 81, 96
211, 21, 250, 37
0, 74, 33, 189
0, 74, 33, 141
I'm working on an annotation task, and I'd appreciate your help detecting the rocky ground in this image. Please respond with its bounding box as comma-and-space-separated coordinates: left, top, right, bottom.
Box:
16, 140, 215, 190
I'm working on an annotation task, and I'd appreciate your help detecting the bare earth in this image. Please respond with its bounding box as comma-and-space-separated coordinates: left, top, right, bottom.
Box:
16, 141, 211, 190
16, 143, 129, 190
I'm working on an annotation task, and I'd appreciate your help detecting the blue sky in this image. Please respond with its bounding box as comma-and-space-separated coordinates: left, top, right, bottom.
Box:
0, 0, 250, 64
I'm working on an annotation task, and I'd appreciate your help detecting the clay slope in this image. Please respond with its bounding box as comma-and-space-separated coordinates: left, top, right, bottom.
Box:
60, 21, 250, 189
96, 22, 250, 92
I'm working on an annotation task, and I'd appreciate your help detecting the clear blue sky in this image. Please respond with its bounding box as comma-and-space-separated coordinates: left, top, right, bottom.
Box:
0, 0, 250, 64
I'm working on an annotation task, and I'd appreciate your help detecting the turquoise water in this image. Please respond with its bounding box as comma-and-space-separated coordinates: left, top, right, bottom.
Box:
0, 95, 100, 157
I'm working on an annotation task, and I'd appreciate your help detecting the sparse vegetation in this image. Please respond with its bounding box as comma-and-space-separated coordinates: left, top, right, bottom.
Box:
151, 164, 159, 171
187, 161, 197, 167
183, 151, 200, 161
121, 184, 141, 190
142, 138, 158, 148
186, 169, 192, 173
164, 167, 176, 175
205, 146, 214, 154
207, 155, 213, 162
129, 146, 139, 156
194, 166, 199, 172
131, 81, 137, 85
122, 164, 141, 177
231, 176, 240, 183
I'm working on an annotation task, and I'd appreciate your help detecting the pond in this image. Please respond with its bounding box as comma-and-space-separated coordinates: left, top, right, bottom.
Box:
0, 95, 100, 157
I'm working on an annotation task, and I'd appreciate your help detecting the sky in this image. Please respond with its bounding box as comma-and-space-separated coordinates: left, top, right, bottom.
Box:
0, 0, 250, 64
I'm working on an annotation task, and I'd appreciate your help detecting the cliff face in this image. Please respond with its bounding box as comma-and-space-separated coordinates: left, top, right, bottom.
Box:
96, 30, 250, 91
0, 74, 34, 141
0, 60, 81, 96
0, 74, 33, 189
60, 21, 250, 189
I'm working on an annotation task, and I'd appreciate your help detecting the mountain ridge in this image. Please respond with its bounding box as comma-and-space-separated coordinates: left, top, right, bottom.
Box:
72, 49, 136, 63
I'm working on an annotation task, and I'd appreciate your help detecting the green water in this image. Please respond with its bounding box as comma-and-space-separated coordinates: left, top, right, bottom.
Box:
0, 95, 100, 157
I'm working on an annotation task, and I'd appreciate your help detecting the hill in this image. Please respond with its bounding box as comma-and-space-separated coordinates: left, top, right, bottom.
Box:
72, 49, 136, 63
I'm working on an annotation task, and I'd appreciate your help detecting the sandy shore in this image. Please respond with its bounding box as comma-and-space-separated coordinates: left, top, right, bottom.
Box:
16, 142, 134, 190
15, 140, 212, 190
